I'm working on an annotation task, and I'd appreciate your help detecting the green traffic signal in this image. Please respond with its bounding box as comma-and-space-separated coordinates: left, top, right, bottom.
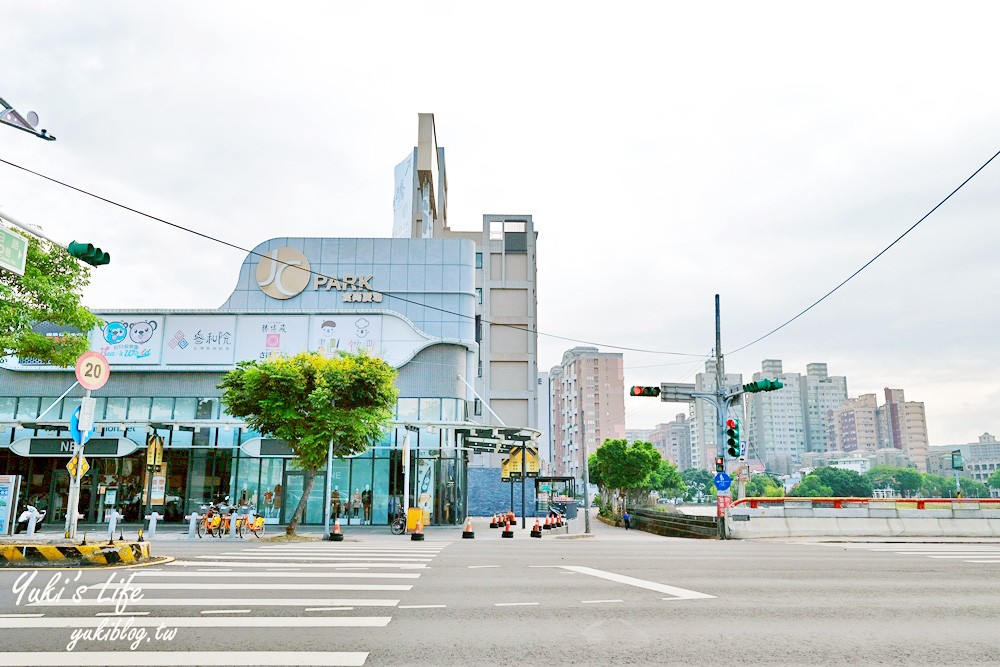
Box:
67, 240, 111, 266
742, 378, 783, 393
725, 418, 740, 457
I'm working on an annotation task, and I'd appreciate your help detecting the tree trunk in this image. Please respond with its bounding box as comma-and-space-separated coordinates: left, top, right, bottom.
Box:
286, 468, 318, 536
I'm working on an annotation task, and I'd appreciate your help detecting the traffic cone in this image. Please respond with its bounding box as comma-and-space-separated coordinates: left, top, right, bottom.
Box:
411, 520, 425, 541
530, 519, 542, 538
543, 516, 552, 530
330, 517, 344, 541
556, 513, 563, 527
462, 517, 475, 539
508, 512, 517, 527
501, 521, 514, 538
489, 514, 498, 529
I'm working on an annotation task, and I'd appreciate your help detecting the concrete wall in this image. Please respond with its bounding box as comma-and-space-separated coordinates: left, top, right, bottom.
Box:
728, 500, 1000, 538
467, 467, 539, 517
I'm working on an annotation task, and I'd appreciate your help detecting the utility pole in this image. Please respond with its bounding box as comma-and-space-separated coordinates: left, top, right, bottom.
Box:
580, 409, 591, 534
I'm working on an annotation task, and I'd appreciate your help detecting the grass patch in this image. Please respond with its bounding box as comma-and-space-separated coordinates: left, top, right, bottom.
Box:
259, 534, 323, 543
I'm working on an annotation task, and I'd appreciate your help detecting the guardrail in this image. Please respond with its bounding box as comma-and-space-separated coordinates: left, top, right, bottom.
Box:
630, 508, 719, 539
732, 497, 1000, 509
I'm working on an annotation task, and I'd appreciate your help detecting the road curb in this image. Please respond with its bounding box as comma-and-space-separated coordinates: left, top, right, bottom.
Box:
0, 541, 151, 567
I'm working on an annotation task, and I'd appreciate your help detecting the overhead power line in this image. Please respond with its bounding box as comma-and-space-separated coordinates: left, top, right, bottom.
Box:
730, 146, 1000, 355
0, 156, 703, 357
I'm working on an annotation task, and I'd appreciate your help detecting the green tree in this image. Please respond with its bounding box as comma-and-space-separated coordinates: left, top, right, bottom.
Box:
746, 473, 783, 498
789, 476, 833, 497
0, 232, 101, 366
988, 470, 1000, 491
865, 465, 924, 498
645, 459, 685, 497
681, 468, 715, 502
588, 439, 661, 509
920, 474, 954, 498
810, 467, 872, 497
960, 478, 989, 498
219, 351, 398, 535
895, 469, 923, 497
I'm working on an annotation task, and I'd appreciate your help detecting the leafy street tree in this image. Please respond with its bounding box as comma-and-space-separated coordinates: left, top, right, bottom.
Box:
919, 474, 955, 498
809, 467, 873, 497
789, 476, 833, 497
588, 439, 661, 510
746, 474, 784, 498
960, 478, 989, 498
681, 467, 715, 502
219, 351, 398, 535
645, 459, 685, 498
0, 231, 101, 366
988, 470, 1000, 492
865, 465, 923, 498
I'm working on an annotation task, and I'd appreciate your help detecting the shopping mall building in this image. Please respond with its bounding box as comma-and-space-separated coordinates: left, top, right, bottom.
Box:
0, 114, 541, 526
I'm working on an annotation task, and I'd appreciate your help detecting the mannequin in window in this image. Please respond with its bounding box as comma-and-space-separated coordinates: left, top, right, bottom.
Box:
351, 488, 362, 521
361, 484, 372, 524
331, 486, 341, 520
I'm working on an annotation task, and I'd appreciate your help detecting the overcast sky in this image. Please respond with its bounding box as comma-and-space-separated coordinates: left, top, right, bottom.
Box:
3, 2, 999, 444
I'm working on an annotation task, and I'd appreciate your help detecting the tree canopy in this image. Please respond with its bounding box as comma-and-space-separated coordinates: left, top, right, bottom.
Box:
791, 467, 871, 497
645, 459, 685, 497
866, 465, 922, 497
0, 232, 101, 366
219, 351, 398, 533
588, 439, 661, 507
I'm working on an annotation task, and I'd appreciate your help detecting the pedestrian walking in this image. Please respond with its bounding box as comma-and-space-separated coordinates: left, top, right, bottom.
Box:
623, 510, 631, 530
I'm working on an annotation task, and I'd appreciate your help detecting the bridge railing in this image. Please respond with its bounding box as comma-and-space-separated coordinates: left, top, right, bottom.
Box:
731, 497, 1000, 510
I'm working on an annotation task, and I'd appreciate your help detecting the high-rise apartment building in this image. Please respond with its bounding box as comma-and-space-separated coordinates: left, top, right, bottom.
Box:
802, 363, 848, 453
550, 347, 626, 484
879, 388, 929, 471
651, 414, 691, 469
832, 394, 880, 455
394, 114, 539, 470
537, 371, 552, 468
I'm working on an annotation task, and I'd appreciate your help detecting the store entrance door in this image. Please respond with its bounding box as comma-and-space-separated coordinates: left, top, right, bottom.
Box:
50, 468, 96, 525
281, 471, 325, 525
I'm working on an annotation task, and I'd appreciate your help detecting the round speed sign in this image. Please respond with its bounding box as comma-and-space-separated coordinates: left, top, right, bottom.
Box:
75, 351, 110, 391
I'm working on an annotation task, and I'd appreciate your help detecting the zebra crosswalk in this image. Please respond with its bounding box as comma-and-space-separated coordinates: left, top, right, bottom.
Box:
816, 542, 1000, 563
0, 539, 451, 666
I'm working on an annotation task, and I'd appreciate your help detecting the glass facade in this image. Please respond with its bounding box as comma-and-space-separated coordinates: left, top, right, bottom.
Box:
0, 394, 468, 526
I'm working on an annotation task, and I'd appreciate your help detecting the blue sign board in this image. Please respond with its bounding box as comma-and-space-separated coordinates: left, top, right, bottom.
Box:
69, 407, 92, 446
714, 472, 732, 491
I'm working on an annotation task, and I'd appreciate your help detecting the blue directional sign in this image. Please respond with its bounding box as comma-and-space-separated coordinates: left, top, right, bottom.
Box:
69, 407, 92, 446
714, 472, 732, 491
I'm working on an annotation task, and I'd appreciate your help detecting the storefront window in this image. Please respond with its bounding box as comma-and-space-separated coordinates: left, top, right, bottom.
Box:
372, 457, 390, 525
233, 455, 261, 513
174, 398, 196, 420
415, 456, 436, 524
217, 426, 238, 448
185, 450, 232, 514
105, 398, 127, 422
16, 397, 39, 420
442, 399, 459, 422
196, 398, 216, 420
127, 398, 151, 421
62, 396, 82, 420
330, 457, 351, 522
259, 459, 283, 523
162, 449, 188, 522
349, 457, 373, 525
0, 397, 15, 420
284, 460, 325, 525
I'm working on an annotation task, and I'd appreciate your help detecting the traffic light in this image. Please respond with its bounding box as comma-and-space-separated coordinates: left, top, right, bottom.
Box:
715, 456, 725, 472
67, 240, 111, 266
630, 386, 661, 398
742, 378, 783, 393
726, 418, 740, 458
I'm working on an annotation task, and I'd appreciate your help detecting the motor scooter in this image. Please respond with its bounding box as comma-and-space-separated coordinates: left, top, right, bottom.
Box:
14, 505, 46, 534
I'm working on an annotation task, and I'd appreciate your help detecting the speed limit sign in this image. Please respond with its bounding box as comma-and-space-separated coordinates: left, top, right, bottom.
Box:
75, 351, 110, 391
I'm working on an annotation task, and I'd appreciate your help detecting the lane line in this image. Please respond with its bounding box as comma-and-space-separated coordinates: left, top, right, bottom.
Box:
0, 613, 43, 618
201, 609, 251, 614
582, 599, 623, 604
558, 566, 716, 600
0, 616, 390, 629
130, 571, 420, 579
495, 602, 539, 607
95, 611, 150, 617
197, 555, 433, 562
468, 565, 499, 569
1, 651, 368, 666
30, 598, 399, 608
398, 604, 446, 609
305, 607, 354, 612
198, 568, 231, 572
172, 561, 427, 569
97, 582, 412, 591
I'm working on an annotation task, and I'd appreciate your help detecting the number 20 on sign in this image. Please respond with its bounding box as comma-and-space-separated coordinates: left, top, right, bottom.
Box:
75, 351, 110, 391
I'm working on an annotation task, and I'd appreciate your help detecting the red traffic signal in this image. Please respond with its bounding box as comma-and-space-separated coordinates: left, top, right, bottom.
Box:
726, 418, 736, 429
715, 456, 725, 472
630, 386, 661, 398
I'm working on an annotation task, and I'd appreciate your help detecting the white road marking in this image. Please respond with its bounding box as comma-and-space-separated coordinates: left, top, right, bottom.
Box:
965, 560, 1000, 563
201, 609, 252, 614
97, 582, 412, 591
398, 604, 447, 608
130, 570, 420, 579
1, 651, 368, 666
305, 607, 354, 611
30, 597, 399, 608
495, 602, 539, 606
582, 599, 623, 604
558, 566, 716, 600
172, 561, 427, 569
468, 565, 499, 568
95, 611, 150, 617
199, 555, 433, 562
0, 613, 43, 618
198, 568, 231, 571
0, 616, 390, 629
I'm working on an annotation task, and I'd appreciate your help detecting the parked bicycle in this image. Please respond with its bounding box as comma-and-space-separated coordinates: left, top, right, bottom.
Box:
389, 512, 406, 535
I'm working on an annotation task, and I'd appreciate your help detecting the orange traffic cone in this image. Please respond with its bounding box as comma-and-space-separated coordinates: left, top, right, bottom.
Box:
490, 514, 499, 528
530, 519, 542, 538
508, 512, 517, 527
462, 517, 475, 539
501, 520, 514, 538
330, 517, 344, 541
543, 516, 552, 530
411, 520, 425, 541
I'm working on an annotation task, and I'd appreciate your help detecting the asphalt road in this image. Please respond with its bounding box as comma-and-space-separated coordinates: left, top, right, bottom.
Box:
2, 513, 999, 666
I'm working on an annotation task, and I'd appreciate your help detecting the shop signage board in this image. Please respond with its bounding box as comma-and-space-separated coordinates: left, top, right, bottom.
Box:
161, 315, 237, 365
0, 226, 27, 276
90, 316, 163, 365
10, 437, 139, 457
